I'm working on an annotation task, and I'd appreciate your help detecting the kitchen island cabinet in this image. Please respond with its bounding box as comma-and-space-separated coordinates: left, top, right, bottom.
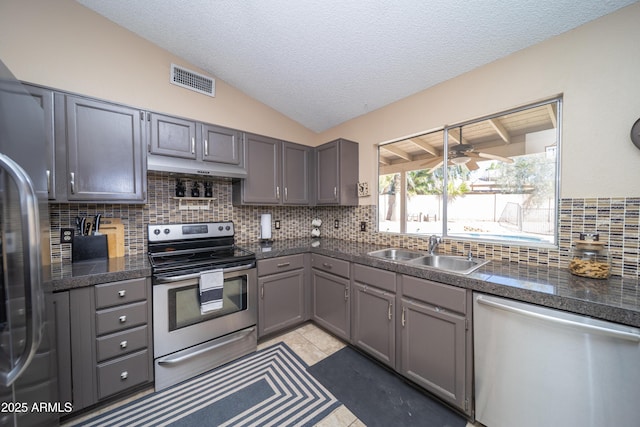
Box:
351, 264, 396, 368
55, 94, 147, 203
311, 254, 351, 340
257, 254, 308, 337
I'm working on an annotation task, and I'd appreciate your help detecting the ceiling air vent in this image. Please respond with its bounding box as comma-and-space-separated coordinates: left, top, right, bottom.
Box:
170, 64, 215, 97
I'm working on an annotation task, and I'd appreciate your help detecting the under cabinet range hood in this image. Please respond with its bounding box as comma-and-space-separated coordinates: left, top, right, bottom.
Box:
147, 153, 248, 179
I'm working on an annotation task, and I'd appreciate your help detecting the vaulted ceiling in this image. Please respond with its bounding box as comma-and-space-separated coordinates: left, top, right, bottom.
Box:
76, 0, 636, 133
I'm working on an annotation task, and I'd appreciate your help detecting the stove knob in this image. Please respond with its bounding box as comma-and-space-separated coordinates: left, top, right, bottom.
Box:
153, 229, 161, 235
163, 228, 170, 234
225, 225, 231, 231
218, 226, 224, 231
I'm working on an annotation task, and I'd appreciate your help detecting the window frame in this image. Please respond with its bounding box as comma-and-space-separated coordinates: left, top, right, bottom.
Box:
377, 97, 562, 248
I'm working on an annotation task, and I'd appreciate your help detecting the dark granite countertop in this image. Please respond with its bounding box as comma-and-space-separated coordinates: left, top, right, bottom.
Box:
242, 238, 640, 328
45, 254, 151, 292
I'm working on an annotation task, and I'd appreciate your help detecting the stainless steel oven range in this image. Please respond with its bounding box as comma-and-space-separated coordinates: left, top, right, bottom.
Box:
148, 222, 257, 390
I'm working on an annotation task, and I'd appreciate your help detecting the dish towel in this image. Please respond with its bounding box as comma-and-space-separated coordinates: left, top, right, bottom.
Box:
199, 269, 224, 314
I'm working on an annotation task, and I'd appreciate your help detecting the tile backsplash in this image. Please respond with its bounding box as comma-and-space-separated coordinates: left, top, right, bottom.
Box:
48, 172, 640, 279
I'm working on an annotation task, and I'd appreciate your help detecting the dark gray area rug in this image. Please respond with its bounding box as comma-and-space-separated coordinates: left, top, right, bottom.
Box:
308, 346, 467, 427
77, 343, 339, 427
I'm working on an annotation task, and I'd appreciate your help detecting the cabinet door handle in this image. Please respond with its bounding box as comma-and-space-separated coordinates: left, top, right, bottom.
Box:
344, 287, 349, 301
277, 262, 291, 268
118, 290, 126, 298
260, 286, 264, 299
70, 172, 75, 194
191, 137, 195, 154
46, 170, 51, 194
120, 371, 128, 380
401, 307, 406, 327
119, 315, 127, 323
276, 186, 280, 199
284, 187, 288, 201
388, 302, 393, 320
334, 186, 337, 198
204, 139, 209, 156
120, 340, 128, 349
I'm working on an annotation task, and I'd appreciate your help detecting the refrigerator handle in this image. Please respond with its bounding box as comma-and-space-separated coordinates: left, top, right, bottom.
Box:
0, 153, 44, 387
476, 295, 640, 343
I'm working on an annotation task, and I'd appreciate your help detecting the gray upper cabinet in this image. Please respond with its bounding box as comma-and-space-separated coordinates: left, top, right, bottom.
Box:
24, 84, 56, 200
316, 138, 358, 205
149, 113, 242, 165
57, 94, 146, 202
234, 134, 311, 205
149, 113, 196, 159
202, 123, 241, 165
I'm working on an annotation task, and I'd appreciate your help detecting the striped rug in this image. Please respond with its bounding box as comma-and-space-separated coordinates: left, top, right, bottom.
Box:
78, 343, 340, 427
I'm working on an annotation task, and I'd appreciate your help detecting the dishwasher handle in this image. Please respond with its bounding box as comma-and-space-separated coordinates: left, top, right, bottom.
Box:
476, 295, 640, 343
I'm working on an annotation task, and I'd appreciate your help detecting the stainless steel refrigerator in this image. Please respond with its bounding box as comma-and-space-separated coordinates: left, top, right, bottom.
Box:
0, 59, 58, 426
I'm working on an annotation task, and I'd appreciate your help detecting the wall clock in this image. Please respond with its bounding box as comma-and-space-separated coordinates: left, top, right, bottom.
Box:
632, 117, 640, 150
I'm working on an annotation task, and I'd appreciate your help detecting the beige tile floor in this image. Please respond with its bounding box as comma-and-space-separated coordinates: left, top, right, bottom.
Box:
63, 323, 478, 427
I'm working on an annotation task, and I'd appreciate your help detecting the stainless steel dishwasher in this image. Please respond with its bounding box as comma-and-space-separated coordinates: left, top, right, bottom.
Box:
473, 293, 640, 427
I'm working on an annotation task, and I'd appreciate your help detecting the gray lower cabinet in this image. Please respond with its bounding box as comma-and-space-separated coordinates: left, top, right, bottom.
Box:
311, 254, 351, 340
66, 278, 153, 413
257, 254, 307, 337
315, 138, 358, 205
52, 292, 72, 406
399, 275, 473, 416
55, 94, 147, 202
233, 134, 311, 205
351, 264, 396, 368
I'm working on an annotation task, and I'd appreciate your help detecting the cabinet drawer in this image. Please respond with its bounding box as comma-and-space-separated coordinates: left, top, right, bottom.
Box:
95, 301, 148, 336
311, 254, 350, 278
96, 325, 148, 363
95, 278, 148, 309
96, 349, 150, 400
353, 264, 396, 292
402, 275, 467, 314
258, 254, 305, 276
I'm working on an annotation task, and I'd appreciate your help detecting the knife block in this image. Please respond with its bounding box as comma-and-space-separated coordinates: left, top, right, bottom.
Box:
72, 235, 108, 262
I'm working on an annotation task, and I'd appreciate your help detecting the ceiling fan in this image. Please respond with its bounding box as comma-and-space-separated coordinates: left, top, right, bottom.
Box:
421, 128, 514, 172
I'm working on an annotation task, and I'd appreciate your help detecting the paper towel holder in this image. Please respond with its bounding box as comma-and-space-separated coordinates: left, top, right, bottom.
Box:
259, 213, 274, 245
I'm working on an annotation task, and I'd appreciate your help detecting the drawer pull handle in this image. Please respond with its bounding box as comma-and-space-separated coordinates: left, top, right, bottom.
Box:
322, 263, 333, 269
119, 315, 127, 323
120, 340, 127, 349
277, 262, 290, 268
118, 290, 126, 297
120, 371, 128, 380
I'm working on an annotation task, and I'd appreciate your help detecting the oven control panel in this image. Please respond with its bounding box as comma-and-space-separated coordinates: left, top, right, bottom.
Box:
148, 222, 235, 242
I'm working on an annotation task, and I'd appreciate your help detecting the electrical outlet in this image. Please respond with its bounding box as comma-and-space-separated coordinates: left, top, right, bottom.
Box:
360, 222, 367, 232
274, 220, 281, 230
60, 227, 74, 243
334, 219, 339, 229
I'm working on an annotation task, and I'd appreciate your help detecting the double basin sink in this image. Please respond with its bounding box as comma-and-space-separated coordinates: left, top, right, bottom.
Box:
367, 248, 490, 274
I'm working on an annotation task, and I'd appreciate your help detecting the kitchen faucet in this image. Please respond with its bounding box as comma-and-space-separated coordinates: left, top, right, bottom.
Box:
428, 235, 441, 254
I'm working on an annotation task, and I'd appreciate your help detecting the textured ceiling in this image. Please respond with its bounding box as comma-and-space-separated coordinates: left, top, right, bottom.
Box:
76, 0, 636, 133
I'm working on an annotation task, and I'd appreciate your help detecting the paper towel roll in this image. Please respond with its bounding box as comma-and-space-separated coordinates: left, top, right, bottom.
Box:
260, 213, 272, 239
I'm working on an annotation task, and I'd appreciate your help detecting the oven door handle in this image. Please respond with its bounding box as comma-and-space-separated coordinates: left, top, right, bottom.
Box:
154, 263, 255, 283
157, 327, 256, 365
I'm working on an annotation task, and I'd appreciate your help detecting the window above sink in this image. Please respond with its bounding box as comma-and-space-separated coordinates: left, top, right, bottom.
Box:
377, 97, 561, 248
